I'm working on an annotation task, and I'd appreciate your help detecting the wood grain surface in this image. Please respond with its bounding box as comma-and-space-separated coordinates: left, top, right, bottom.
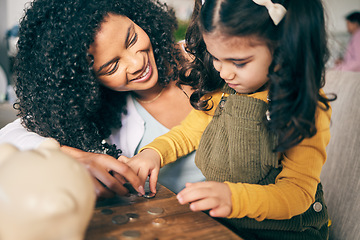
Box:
85, 184, 242, 240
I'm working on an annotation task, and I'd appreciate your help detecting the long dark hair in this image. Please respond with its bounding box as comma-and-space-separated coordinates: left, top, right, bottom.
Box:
15, 0, 180, 157
181, 0, 334, 152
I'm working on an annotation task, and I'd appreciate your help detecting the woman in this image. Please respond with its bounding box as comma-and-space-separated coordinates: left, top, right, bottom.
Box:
333, 11, 360, 71
0, 0, 204, 198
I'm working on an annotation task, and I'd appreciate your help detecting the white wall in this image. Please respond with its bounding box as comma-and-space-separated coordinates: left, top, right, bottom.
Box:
6, 0, 30, 29
325, 0, 360, 33
1, 0, 359, 71
324, 0, 360, 67
0, 0, 30, 82
5, 0, 360, 35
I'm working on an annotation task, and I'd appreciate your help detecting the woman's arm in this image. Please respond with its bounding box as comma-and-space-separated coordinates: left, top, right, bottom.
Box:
0, 119, 144, 198
61, 146, 144, 198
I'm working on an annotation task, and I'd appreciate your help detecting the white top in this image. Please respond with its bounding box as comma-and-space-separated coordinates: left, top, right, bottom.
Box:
0, 118, 47, 150
132, 96, 204, 193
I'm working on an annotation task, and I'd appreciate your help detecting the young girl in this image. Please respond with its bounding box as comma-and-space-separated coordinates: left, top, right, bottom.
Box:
124, 0, 334, 239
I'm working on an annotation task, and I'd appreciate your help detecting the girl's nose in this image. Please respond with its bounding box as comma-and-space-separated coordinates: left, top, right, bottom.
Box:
219, 63, 235, 81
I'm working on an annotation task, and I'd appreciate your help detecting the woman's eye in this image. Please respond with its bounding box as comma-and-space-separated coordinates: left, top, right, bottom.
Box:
128, 33, 138, 48
105, 61, 119, 75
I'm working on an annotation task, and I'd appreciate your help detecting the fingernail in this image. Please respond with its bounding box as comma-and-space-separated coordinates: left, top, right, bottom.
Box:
177, 194, 183, 204
138, 185, 145, 195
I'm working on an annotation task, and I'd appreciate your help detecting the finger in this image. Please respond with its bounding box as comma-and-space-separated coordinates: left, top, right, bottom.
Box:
92, 178, 115, 199
112, 172, 126, 184
118, 155, 129, 163
189, 197, 218, 212
138, 167, 150, 188
177, 185, 210, 205
209, 205, 231, 218
89, 164, 130, 196
96, 172, 130, 196
148, 168, 159, 193
107, 160, 144, 195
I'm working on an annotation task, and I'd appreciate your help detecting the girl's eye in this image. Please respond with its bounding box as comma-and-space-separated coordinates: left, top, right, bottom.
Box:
105, 61, 119, 75
212, 56, 219, 62
234, 62, 247, 68
128, 33, 138, 48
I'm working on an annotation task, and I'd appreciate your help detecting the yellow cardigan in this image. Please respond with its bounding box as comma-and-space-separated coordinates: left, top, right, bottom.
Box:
143, 90, 331, 221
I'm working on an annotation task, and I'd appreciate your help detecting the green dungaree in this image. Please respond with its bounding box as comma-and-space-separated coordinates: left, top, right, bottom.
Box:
195, 86, 329, 240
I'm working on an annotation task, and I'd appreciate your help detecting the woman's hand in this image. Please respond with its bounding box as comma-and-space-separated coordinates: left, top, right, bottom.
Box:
119, 148, 161, 194
60, 146, 145, 198
176, 181, 233, 218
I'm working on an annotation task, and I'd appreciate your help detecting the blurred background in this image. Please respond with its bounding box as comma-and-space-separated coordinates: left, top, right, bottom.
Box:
0, 0, 359, 127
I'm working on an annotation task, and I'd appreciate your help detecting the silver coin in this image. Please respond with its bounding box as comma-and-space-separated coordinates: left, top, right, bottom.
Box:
126, 213, 140, 221
147, 207, 164, 215
152, 217, 166, 226
101, 208, 114, 215
143, 191, 156, 199
112, 215, 129, 225
122, 230, 141, 239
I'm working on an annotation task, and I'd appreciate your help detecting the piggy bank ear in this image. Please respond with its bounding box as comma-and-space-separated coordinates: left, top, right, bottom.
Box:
0, 143, 19, 165
38, 138, 60, 150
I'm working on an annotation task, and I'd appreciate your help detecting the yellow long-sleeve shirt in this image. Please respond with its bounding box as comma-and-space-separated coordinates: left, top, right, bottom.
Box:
143, 90, 331, 221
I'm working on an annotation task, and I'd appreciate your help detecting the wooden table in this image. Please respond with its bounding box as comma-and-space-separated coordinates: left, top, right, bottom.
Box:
85, 184, 242, 240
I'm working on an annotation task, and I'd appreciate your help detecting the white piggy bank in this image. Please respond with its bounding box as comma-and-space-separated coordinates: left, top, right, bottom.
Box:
0, 139, 96, 240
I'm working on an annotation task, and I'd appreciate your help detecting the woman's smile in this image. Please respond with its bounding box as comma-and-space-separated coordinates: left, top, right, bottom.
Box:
130, 61, 152, 83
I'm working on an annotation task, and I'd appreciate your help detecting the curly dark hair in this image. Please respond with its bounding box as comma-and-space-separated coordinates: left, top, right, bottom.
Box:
181, 0, 335, 152
15, 0, 181, 158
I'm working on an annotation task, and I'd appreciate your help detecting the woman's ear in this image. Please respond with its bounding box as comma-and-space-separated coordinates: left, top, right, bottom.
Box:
274, 64, 281, 72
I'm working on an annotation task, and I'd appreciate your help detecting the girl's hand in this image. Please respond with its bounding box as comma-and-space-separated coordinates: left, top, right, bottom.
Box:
177, 181, 232, 218
119, 149, 161, 194
60, 146, 145, 199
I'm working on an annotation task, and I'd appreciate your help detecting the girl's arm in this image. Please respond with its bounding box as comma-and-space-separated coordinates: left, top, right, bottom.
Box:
124, 91, 223, 192
176, 105, 331, 220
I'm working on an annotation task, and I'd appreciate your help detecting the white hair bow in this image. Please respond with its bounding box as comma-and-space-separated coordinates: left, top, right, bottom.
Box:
202, 0, 205, 5
252, 0, 287, 25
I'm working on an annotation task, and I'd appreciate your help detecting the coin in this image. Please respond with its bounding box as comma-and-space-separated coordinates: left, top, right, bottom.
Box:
147, 207, 164, 215
101, 208, 114, 215
126, 213, 139, 221
152, 217, 166, 226
122, 230, 141, 239
112, 215, 129, 225
143, 191, 156, 199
